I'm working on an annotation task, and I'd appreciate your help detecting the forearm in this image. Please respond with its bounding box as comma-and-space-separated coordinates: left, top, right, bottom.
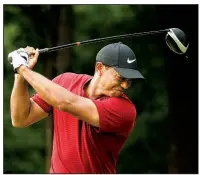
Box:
10, 74, 31, 124
17, 66, 76, 110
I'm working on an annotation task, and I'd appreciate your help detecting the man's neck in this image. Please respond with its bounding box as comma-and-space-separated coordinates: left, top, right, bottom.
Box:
84, 76, 102, 99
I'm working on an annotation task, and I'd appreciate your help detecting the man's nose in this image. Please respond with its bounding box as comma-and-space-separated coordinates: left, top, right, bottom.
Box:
120, 79, 131, 89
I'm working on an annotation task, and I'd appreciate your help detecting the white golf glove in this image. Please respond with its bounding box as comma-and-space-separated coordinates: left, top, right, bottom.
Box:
8, 48, 29, 71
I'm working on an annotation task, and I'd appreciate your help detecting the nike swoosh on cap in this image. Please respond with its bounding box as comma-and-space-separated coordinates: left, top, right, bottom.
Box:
127, 58, 136, 64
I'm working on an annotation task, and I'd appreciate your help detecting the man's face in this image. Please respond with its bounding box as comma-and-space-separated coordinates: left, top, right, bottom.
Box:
97, 64, 132, 97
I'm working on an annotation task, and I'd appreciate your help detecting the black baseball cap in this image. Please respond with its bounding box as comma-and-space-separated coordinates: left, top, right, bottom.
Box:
96, 42, 145, 79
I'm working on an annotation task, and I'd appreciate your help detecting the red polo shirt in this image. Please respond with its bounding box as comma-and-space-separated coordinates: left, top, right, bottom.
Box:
32, 73, 136, 173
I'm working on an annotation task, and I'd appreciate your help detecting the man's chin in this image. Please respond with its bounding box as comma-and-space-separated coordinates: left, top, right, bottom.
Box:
109, 90, 123, 97
96, 88, 124, 98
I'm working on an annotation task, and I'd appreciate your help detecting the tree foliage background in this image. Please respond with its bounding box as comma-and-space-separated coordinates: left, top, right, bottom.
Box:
3, 5, 198, 174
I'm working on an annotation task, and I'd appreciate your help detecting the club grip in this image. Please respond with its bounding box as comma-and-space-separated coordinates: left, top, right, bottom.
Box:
8, 55, 12, 63
38, 48, 49, 54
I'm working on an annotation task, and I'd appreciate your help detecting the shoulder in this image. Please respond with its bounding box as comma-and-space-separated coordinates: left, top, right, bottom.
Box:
52, 73, 91, 84
94, 96, 136, 120
93, 96, 136, 133
106, 96, 136, 116
52, 72, 77, 82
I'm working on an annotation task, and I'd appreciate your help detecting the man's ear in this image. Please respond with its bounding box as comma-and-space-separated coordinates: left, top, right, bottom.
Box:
95, 62, 106, 76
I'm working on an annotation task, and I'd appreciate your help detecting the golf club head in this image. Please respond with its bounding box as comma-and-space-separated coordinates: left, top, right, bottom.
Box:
165, 28, 189, 55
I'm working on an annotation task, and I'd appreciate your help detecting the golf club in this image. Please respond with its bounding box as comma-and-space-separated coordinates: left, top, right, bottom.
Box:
38, 28, 189, 55
8, 28, 189, 63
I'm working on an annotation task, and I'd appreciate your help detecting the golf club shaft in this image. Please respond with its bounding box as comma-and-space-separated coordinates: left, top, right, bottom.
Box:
38, 29, 170, 54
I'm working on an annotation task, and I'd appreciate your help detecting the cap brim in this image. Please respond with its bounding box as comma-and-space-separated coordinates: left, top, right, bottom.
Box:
114, 67, 145, 79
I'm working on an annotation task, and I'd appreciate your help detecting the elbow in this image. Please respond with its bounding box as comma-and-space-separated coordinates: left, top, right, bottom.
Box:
12, 121, 27, 128
93, 118, 99, 127
11, 117, 27, 128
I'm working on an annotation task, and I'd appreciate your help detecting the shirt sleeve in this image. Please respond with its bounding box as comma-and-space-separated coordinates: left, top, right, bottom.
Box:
31, 74, 64, 114
92, 97, 136, 133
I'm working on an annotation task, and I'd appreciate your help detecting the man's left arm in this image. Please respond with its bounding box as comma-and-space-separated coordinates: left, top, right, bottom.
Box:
17, 65, 100, 127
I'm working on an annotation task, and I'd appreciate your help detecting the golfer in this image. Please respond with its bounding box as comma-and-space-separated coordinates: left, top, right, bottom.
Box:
9, 42, 144, 173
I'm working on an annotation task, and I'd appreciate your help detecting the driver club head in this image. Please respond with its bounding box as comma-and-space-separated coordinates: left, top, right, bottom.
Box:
165, 28, 189, 55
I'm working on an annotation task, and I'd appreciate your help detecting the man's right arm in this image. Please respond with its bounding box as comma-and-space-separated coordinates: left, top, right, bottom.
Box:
10, 74, 49, 128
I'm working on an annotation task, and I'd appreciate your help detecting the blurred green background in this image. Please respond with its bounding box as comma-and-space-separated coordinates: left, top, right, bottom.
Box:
3, 5, 198, 174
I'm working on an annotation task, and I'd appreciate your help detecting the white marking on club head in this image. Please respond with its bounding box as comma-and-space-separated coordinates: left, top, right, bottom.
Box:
167, 28, 189, 54
127, 58, 136, 64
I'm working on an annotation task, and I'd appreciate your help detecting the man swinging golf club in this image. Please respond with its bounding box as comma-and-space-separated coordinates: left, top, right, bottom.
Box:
8, 26, 189, 173
9, 42, 145, 173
